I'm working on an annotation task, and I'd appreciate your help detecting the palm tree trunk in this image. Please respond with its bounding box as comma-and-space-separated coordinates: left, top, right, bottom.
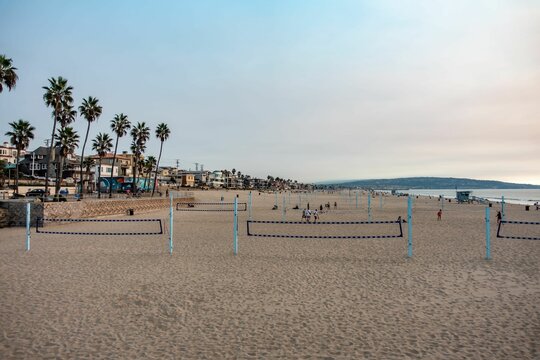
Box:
44, 111, 58, 196
97, 158, 102, 199
152, 141, 163, 197
56, 155, 65, 196
14, 148, 20, 194
55, 154, 64, 195
79, 121, 91, 198
109, 137, 120, 198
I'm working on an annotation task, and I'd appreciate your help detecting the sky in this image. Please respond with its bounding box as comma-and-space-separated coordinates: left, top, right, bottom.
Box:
1, 0, 539, 184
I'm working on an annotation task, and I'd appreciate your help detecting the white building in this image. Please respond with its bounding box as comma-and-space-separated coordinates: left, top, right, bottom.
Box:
0, 141, 25, 164
207, 171, 224, 188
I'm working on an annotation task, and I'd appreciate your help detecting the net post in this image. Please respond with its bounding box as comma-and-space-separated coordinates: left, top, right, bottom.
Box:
282, 195, 286, 222
368, 194, 372, 221
233, 197, 238, 255
407, 196, 412, 258
248, 191, 252, 220
501, 195, 505, 221
485, 206, 491, 260
26, 202, 31, 252
169, 194, 173, 255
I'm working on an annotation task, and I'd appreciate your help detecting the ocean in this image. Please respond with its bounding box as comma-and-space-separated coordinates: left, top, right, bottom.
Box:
401, 189, 540, 205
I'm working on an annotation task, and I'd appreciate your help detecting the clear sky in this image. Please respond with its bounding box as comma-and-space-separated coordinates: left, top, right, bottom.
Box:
1, 0, 539, 184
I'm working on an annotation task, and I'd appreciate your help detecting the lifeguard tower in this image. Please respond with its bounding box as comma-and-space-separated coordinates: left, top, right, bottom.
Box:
456, 191, 472, 203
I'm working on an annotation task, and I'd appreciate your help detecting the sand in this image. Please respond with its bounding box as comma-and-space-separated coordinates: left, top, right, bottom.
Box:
0, 190, 539, 359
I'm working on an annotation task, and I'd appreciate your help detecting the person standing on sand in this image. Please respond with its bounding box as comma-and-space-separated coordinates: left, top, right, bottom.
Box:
437, 209, 442, 221
313, 209, 319, 223
496, 211, 502, 224
306, 209, 311, 223
302, 209, 307, 222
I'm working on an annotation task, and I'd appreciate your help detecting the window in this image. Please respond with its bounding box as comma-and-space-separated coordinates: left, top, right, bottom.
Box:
42, 164, 47, 170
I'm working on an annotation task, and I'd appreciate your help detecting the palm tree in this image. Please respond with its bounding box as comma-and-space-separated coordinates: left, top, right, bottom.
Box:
43, 77, 73, 196
92, 133, 113, 199
130, 122, 150, 194
82, 157, 95, 194
54, 127, 79, 195
151, 123, 170, 196
5, 119, 35, 194
78, 96, 102, 197
144, 156, 157, 191
0, 55, 18, 93
55, 104, 77, 194
109, 113, 130, 197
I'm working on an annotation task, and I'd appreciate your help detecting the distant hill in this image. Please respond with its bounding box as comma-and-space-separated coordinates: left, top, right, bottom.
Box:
318, 177, 540, 189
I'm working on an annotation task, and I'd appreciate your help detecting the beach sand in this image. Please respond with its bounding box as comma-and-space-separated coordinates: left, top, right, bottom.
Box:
1, 191, 539, 359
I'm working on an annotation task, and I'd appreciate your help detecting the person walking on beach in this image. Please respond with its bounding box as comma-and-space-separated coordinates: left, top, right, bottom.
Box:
306, 209, 311, 223
437, 209, 442, 221
496, 211, 502, 224
313, 209, 319, 223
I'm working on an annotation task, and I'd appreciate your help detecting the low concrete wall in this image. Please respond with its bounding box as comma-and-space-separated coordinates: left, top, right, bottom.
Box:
0, 194, 194, 227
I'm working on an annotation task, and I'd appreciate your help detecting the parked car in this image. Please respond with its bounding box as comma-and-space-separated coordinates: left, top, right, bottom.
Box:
26, 189, 46, 197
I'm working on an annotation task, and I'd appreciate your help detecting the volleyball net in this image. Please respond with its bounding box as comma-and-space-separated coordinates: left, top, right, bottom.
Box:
496, 220, 540, 240
246, 219, 403, 239
35, 217, 164, 236
176, 202, 247, 212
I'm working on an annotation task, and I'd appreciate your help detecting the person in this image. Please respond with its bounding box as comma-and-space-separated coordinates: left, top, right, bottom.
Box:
437, 209, 442, 221
305, 209, 311, 223
319, 204, 323, 212
496, 211, 502, 224
301, 209, 306, 222
165, 189, 169, 197
334, 201, 337, 209
313, 209, 319, 223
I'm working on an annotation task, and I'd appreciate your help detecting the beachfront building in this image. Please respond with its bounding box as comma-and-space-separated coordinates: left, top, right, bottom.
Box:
207, 171, 225, 188
180, 174, 195, 187
19, 146, 77, 179
0, 141, 25, 165
91, 152, 133, 178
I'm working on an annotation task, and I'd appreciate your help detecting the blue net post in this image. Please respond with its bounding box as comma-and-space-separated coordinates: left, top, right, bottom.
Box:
26, 202, 31, 252
485, 207, 491, 260
407, 196, 413, 258
356, 191, 358, 209
248, 191, 252, 220
169, 194, 173, 255
233, 198, 238, 255
501, 195, 505, 221
368, 194, 372, 221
